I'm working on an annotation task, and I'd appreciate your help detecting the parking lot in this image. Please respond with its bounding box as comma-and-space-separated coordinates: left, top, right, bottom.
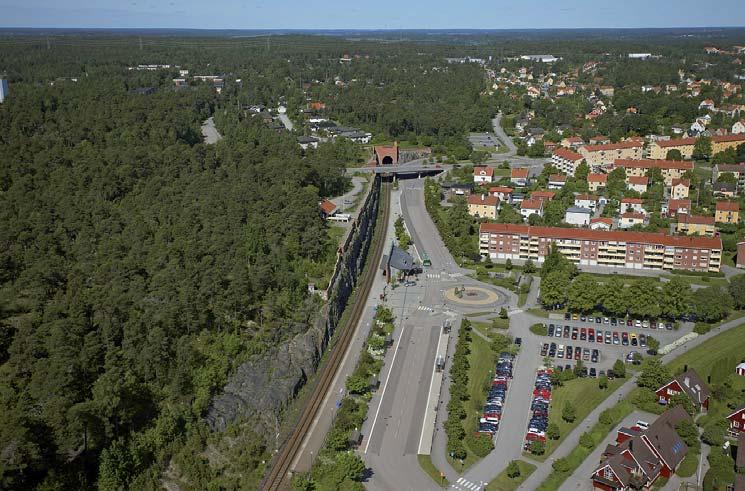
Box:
468, 132, 500, 149
478, 352, 515, 437
533, 312, 692, 375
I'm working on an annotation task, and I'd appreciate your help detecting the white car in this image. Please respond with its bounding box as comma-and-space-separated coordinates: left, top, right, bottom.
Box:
634, 319, 642, 328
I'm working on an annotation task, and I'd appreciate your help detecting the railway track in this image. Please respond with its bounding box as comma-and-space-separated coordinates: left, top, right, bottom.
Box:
262, 181, 391, 491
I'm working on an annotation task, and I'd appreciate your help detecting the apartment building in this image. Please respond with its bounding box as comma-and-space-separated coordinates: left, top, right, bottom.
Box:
715, 200, 740, 224
551, 147, 585, 176
648, 137, 697, 159
649, 134, 745, 160
578, 140, 644, 167
713, 163, 745, 192
479, 223, 722, 272
675, 214, 716, 237
612, 159, 693, 186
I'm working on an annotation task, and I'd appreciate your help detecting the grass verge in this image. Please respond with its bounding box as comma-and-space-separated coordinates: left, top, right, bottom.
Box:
535, 377, 625, 460
486, 460, 536, 491
536, 400, 634, 491
417, 454, 449, 487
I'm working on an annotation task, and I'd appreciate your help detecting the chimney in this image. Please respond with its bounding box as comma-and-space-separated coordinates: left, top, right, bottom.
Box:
482, 194, 486, 201
629, 439, 633, 452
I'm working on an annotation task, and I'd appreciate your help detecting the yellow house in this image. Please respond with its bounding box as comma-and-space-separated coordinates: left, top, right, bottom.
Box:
715, 201, 740, 224
711, 134, 745, 154
670, 178, 690, 199
675, 214, 716, 237
587, 173, 607, 192
468, 194, 499, 219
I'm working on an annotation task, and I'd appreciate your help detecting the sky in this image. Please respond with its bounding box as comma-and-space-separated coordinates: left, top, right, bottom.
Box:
1, 0, 745, 30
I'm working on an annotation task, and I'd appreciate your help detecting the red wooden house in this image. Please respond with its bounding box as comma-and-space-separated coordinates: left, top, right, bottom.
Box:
655, 368, 710, 412
727, 403, 745, 437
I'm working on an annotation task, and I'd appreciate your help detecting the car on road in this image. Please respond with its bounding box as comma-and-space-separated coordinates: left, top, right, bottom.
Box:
404, 281, 416, 287
515, 337, 522, 346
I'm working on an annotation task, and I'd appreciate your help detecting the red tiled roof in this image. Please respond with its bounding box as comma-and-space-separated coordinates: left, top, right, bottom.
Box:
474, 166, 494, 177
531, 191, 556, 201
591, 217, 613, 225
671, 178, 691, 187
511, 168, 529, 178
468, 194, 499, 206
627, 176, 648, 185
678, 214, 715, 225
564, 136, 583, 143
521, 198, 543, 210
320, 199, 337, 215
581, 140, 643, 152
489, 186, 513, 194
549, 174, 567, 182
716, 200, 739, 212
575, 194, 599, 201
621, 212, 646, 220
668, 199, 692, 211
653, 137, 698, 148
587, 173, 607, 183
553, 147, 583, 161
621, 198, 644, 204
713, 134, 745, 144
614, 159, 694, 171
479, 223, 722, 250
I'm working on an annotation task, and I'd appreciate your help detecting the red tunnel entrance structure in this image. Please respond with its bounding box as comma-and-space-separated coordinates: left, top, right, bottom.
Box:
373, 142, 399, 166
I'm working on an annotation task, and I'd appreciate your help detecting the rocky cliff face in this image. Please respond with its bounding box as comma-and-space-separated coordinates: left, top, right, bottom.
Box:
205, 177, 381, 440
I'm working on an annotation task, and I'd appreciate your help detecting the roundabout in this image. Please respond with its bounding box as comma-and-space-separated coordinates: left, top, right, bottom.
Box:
443, 285, 503, 306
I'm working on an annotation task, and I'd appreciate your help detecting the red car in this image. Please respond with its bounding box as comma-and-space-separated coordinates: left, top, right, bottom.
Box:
580, 328, 587, 341
574, 348, 581, 360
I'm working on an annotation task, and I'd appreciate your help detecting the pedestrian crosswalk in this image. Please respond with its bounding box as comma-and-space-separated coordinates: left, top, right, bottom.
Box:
451, 477, 483, 491
416, 305, 434, 312
426, 273, 441, 280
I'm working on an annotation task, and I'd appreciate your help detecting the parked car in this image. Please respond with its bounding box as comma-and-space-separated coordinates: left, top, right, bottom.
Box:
574, 348, 581, 361
515, 337, 522, 346
626, 319, 633, 327
589, 367, 597, 377
580, 328, 587, 341
605, 332, 612, 344
583, 348, 590, 361
634, 319, 642, 328
548, 324, 555, 337
541, 344, 549, 356
564, 312, 571, 320
622, 332, 629, 346
557, 345, 565, 358
571, 327, 578, 340
639, 334, 647, 348
595, 316, 602, 324
612, 332, 620, 345
580, 315, 586, 322
591, 349, 599, 363
665, 322, 673, 330
563, 326, 570, 338
566, 346, 573, 359
603, 317, 610, 324
630, 333, 638, 346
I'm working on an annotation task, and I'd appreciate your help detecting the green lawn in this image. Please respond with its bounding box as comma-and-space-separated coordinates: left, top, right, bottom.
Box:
493, 167, 511, 177
486, 460, 536, 491
536, 400, 634, 491
677, 448, 699, 477
526, 308, 551, 318
661, 273, 729, 289
667, 322, 745, 377
417, 454, 449, 487
472, 318, 509, 338
535, 377, 625, 460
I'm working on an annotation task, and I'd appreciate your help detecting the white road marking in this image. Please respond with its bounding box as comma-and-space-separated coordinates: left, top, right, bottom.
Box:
363, 320, 409, 453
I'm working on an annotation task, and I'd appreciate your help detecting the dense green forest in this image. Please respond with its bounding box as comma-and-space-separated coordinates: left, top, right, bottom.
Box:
0, 39, 355, 490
